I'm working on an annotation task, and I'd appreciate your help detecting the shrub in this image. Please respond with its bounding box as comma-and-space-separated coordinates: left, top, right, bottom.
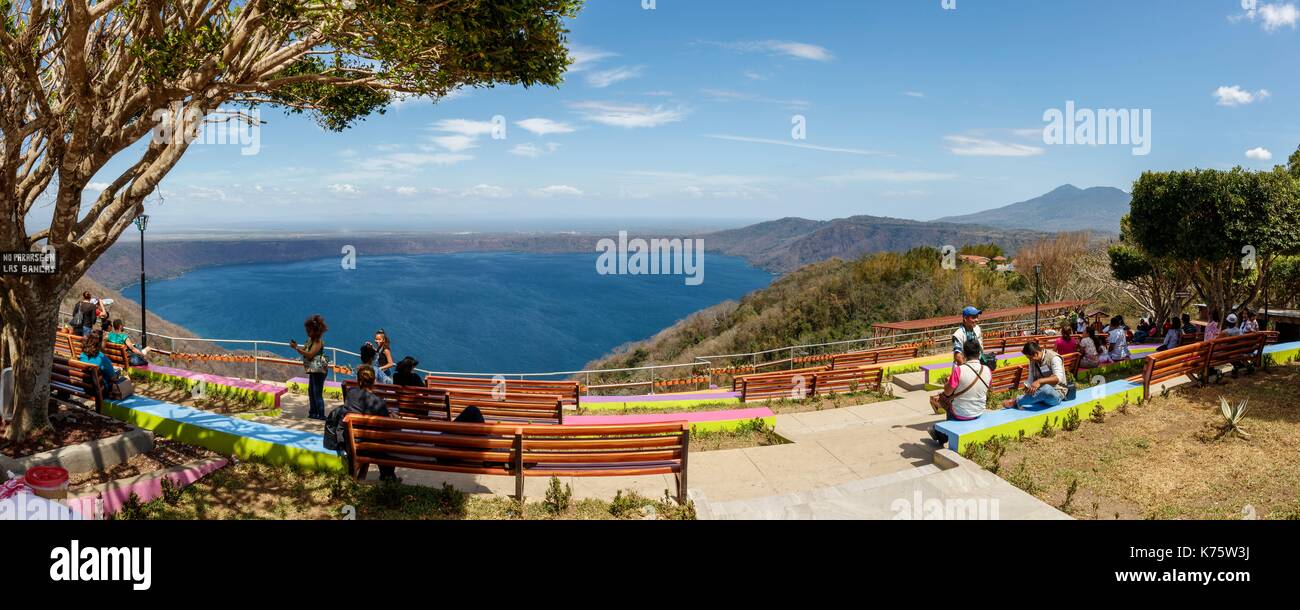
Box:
543, 477, 572, 517
1062, 408, 1081, 432
1090, 403, 1106, 424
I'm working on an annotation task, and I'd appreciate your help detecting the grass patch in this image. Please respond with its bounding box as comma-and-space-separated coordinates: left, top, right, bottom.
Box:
964, 363, 1300, 520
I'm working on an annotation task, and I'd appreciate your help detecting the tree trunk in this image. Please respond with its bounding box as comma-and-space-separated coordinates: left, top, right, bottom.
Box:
2, 281, 66, 442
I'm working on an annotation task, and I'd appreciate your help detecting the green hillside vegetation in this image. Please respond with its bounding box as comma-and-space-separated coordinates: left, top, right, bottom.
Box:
585, 247, 1029, 376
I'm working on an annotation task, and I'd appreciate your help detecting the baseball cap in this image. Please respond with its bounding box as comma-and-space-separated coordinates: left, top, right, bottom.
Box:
1227, 314, 1238, 324
962, 306, 981, 317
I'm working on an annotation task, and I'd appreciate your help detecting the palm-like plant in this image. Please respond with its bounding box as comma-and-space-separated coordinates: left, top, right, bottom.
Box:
1218, 397, 1251, 440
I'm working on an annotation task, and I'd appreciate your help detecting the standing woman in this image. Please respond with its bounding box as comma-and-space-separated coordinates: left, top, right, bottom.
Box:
373, 329, 395, 385
291, 315, 330, 420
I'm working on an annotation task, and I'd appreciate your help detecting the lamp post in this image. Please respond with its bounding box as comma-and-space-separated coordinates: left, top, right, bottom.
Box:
1034, 264, 1043, 332
134, 214, 149, 349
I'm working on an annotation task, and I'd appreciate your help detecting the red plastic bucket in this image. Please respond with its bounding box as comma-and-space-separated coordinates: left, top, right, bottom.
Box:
25, 465, 69, 500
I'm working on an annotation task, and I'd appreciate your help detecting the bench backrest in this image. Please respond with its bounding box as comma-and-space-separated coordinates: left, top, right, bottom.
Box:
982, 351, 1078, 394
1204, 332, 1268, 370
50, 356, 104, 412
731, 365, 829, 391
738, 366, 884, 403
1129, 341, 1213, 401
1179, 332, 1205, 346
341, 381, 451, 420
829, 345, 920, 370
344, 416, 690, 502
344, 381, 564, 424
54, 330, 131, 369
986, 334, 1060, 354
424, 375, 580, 406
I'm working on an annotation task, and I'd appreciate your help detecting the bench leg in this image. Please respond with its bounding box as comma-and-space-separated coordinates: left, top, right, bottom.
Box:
356, 462, 370, 481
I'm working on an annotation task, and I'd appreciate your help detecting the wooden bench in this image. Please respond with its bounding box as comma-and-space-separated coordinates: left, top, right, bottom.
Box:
980, 351, 1080, 395
829, 345, 920, 369
50, 355, 105, 413
1127, 341, 1213, 401
344, 416, 690, 502
341, 381, 451, 420
730, 365, 828, 392
55, 330, 133, 369
1179, 332, 1206, 346
736, 366, 884, 403
1202, 332, 1269, 380
424, 375, 580, 408
345, 381, 565, 424
983, 334, 1059, 354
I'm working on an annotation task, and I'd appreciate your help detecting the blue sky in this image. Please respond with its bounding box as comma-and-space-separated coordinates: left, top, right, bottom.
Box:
100, 0, 1300, 232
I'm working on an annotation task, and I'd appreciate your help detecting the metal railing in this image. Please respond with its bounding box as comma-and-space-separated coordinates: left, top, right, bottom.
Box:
59, 309, 1057, 395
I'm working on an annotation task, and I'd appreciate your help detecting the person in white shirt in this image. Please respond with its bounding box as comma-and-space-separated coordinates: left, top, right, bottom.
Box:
1106, 315, 1130, 361
1005, 341, 1068, 409
929, 338, 992, 446
1223, 313, 1243, 337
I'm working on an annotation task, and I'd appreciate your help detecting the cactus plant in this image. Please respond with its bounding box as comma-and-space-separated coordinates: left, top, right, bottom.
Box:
1218, 396, 1251, 439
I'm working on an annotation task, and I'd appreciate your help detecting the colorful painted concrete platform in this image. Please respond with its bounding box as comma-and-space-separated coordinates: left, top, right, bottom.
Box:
137, 364, 287, 409
287, 377, 345, 400
935, 340, 1300, 452
568, 407, 775, 434
580, 390, 741, 412
104, 395, 344, 472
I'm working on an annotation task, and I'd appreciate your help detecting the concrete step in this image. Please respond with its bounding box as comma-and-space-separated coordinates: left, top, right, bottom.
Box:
891, 371, 929, 392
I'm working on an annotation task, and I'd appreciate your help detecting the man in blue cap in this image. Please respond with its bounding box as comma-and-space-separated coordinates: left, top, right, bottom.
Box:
952, 306, 985, 366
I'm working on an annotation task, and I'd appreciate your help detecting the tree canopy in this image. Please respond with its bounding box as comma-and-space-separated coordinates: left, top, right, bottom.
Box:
0, 0, 583, 441
1126, 158, 1300, 317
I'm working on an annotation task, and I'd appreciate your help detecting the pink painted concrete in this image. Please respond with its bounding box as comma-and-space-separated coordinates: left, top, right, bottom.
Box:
565, 407, 774, 426
66, 458, 228, 518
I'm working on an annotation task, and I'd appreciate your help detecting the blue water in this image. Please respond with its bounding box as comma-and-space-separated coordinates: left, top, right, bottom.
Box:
122, 252, 771, 374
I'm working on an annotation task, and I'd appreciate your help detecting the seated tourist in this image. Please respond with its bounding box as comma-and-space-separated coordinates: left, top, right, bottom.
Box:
1005, 341, 1068, 410
1054, 325, 1078, 356
79, 330, 128, 397
328, 365, 399, 482
1244, 311, 1261, 333
1079, 327, 1102, 369
927, 338, 991, 447
1107, 316, 1130, 361
1204, 310, 1221, 342
1156, 316, 1182, 351
391, 356, 424, 387
357, 342, 380, 380
1181, 313, 1198, 336
1131, 318, 1148, 344
1223, 313, 1243, 337
105, 319, 149, 367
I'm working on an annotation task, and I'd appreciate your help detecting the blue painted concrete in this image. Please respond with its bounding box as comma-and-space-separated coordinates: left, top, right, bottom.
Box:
111, 395, 332, 455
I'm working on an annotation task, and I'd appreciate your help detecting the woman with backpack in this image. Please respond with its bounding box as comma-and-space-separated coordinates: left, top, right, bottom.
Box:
291, 314, 329, 420
928, 338, 992, 447
69, 292, 98, 337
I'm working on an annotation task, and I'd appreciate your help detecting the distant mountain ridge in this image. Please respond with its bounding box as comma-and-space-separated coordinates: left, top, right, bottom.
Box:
935, 184, 1130, 233
704, 215, 1048, 273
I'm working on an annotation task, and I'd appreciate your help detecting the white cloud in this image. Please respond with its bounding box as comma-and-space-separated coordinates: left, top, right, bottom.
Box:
570, 101, 686, 128
432, 135, 478, 152
516, 118, 576, 136
1238, 3, 1300, 30
943, 135, 1045, 157
531, 185, 584, 198
354, 151, 475, 173
433, 118, 498, 137
1246, 147, 1274, 160
701, 89, 811, 110
705, 134, 886, 156
568, 44, 617, 72
903, 91, 926, 98
84, 182, 111, 192
718, 40, 834, 62
510, 144, 543, 158
1214, 85, 1270, 106
820, 169, 958, 184
329, 183, 358, 194
587, 66, 643, 88
465, 184, 510, 199
392, 186, 420, 196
